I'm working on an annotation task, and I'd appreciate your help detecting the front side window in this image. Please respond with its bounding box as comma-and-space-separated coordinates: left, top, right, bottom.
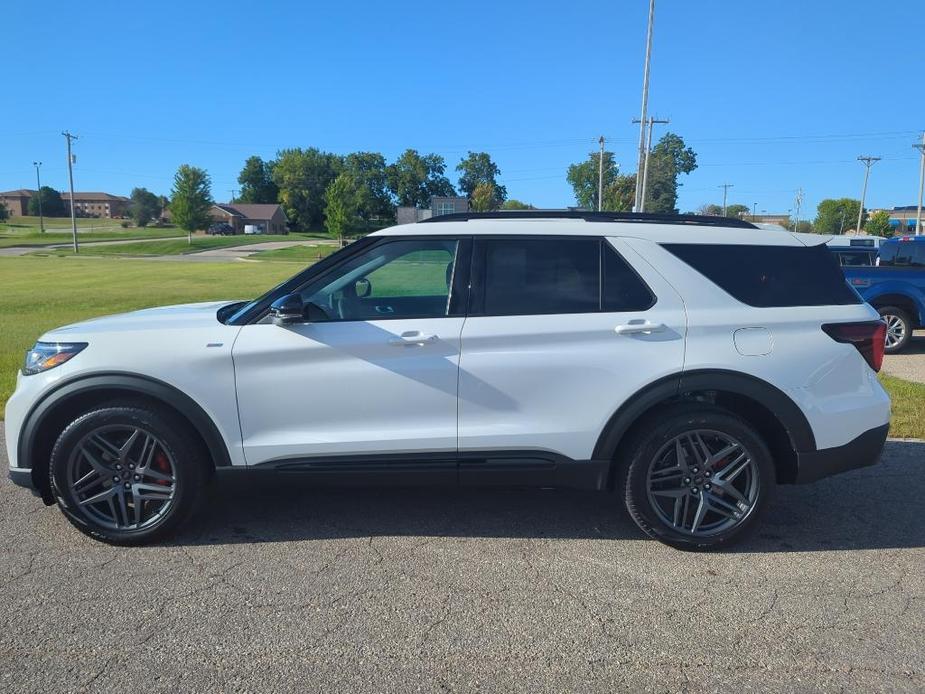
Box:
299, 239, 459, 321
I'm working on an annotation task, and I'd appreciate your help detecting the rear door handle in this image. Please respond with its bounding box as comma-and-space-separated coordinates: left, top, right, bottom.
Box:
389, 330, 438, 346
614, 321, 667, 335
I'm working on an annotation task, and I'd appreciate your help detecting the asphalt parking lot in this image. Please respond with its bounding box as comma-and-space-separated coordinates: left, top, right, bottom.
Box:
1, 426, 923, 693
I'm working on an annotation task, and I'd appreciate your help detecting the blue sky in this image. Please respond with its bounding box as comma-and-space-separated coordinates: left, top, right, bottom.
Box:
3, 0, 922, 217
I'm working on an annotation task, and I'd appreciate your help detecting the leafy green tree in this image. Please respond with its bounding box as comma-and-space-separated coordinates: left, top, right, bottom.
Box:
724, 204, 750, 219
470, 182, 500, 212
0, 201, 8, 222
698, 204, 723, 216
643, 133, 698, 214
169, 165, 213, 242
601, 174, 636, 212
28, 186, 66, 217
864, 209, 892, 237
814, 198, 862, 234
272, 148, 343, 230
386, 149, 455, 208
457, 152, 507, 203
324, 173, 359, 245
129, 187, 161, 227
501, 199, 533, 210
566, 150, 619, 210
237, 156, 279, 204
794, 220, 814, 233
343, 152, 393, 226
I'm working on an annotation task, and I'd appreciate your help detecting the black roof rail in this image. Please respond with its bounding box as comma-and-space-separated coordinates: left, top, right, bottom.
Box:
418, 210, 759, 229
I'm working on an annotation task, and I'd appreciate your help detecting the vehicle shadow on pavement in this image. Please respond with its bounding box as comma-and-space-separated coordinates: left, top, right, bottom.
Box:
175, 440, 925, 552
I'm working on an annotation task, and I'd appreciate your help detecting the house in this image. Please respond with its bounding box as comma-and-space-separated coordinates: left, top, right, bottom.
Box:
871, 206, 922, 234
396, 195, 469, 225
0, 189, 36, 216
61, 192, 131, 218
209, 203, 288, 234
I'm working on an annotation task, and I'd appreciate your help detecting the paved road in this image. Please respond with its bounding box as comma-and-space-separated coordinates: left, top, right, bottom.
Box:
1, 425, 922, 692
883, 333, 925, 383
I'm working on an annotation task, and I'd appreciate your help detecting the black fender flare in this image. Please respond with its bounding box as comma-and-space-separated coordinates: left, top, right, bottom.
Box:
591, 368, 816, 462
18, 372, 233, 478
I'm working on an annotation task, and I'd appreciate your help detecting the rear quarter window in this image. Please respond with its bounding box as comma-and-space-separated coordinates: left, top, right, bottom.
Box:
662, 243, 862, 307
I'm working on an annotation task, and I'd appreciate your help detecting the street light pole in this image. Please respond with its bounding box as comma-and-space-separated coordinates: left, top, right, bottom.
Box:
856, 155, 880, 234
62, 131, 79, 254
633, 0, 656, 212
914, 133, 925, 236
32, 161, 44, 232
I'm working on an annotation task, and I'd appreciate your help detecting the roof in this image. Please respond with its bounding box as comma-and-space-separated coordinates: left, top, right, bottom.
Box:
0, 189, 36, 197
212, 203, 284, 219
60, 192, 129, 201
373, 214, 824, 247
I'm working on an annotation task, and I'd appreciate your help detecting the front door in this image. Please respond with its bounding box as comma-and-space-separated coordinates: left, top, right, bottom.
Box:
232, 237, 468, 477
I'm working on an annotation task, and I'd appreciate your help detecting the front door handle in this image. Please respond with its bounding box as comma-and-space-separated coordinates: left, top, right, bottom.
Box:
614, 321, 667, 336
389, 330, 438, 346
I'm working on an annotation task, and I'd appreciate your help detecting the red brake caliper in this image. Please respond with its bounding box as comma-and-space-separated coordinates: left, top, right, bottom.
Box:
153, 452, 171, 486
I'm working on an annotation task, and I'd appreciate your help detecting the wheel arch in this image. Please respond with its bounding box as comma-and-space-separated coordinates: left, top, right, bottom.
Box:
19, 373, 232, 502
593, 369, 816, 488
868, 294, 922, 327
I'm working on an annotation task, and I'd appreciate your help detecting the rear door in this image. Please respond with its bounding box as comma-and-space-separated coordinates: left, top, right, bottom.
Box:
456, 235, 686, 483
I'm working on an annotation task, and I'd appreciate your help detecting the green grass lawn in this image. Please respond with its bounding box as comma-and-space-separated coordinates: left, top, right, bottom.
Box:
28, 233, 330, 257
0, 216, 185, 248
878, 374, 925, 440
248, 244, 339, 262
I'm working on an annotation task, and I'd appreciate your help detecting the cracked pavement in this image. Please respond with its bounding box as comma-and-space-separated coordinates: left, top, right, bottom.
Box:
1, 425, 923, 692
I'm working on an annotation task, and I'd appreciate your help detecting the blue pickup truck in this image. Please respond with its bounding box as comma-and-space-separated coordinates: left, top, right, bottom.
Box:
841, 236, 925, 353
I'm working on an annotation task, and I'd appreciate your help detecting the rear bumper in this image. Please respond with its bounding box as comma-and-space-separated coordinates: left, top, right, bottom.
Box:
795, 423, 889, 484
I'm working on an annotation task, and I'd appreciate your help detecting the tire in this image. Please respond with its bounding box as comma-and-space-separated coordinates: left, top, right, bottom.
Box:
877, 305, 912, 354
49, 403, 208, 545
621, 404, 775, 551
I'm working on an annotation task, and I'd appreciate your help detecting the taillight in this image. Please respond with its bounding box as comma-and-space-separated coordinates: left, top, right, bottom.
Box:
822, 321, 886, 372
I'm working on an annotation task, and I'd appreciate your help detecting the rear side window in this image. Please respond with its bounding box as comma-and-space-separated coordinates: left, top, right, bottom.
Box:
471, 238, 655, 316
879, 241, 925, 267
663, 243, 861, 307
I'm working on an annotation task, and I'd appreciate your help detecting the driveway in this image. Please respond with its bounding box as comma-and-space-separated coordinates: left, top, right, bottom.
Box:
882, 332, 925, 383
1, 425, 922, 692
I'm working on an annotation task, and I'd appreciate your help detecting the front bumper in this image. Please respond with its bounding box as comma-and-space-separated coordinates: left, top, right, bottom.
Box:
7, 467, 42, 496
795, 423, 889, 484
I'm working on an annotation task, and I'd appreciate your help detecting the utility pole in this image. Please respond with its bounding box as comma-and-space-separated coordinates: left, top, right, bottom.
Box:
914, 133, 925, 236
633, 116, 669, 212
62, 131, 79, 254
32, 161, 44, 232
752, 202, 757, 221
856, 155, 880, 234
229, 189, 238, 204
597, 136, 605, 212
793, 189, 804, 231
633, 0, 656, 212
718, 183, 734, 216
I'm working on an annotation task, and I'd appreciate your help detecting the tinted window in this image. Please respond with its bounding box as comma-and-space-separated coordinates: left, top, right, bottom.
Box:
664, 244, 862, 307
879, 241, 925, 267
472, 238, 655, 316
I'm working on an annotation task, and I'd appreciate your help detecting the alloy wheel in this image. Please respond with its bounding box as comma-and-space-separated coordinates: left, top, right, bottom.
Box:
646, 429, 760, 537
65, 425, 177, 531
883, 314, 906, 351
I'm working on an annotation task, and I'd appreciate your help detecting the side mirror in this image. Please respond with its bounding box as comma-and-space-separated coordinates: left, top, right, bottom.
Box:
269, 293, 304, 325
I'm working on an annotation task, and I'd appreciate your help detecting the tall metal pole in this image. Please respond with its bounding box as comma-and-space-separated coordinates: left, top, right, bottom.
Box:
752, 202, 757, 221
914, 133, 925, 236
597, 136, 605, 212
633, 0, 656, 212
856, 155, 880, 234
719, 183, 733, 216
634, 116, 669, 213
63, 131, 79, 254
32, 161, 44, 232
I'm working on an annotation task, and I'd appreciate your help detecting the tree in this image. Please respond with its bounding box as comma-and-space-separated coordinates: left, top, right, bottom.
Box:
128, 187, 161, 227
814, 198, 862, 235
324, 173, 359, 245
470, 183, 500, 212
724, 204, 750, 219
386, 149, 455, 208
697, 204, 723, 216
457, 151, 507, 203
643, 133, 698, 214
169, 165, 213, 242
566, 150, 619, 210
0, 201, 8, 222
272, 148, 343, 230
28, 186, 66, 217
343, 152, 393, 226
864, 209, 892, 237
601, 174, 636, 212
501, 199, 533, 210
237, 156, 279, 204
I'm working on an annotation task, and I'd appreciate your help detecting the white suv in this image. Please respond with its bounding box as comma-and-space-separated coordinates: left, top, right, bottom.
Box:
5, 212, 891, 549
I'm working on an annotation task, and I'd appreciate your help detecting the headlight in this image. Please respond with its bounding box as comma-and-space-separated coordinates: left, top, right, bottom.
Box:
22, 342, 87, 375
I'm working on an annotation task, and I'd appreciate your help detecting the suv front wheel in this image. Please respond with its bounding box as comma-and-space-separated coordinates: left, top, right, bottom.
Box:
622, 404, 774, 550
49, 403, 208, 545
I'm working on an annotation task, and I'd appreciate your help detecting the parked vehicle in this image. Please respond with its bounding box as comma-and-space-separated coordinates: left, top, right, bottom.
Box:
244, 224, 265, 235
6, 211, 890, 550
843, 235, 925, 352
206, 222, 235, 236
827, 235, 884, 267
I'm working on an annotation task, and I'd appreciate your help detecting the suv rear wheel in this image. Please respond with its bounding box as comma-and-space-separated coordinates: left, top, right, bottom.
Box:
877, 305, 911, 354
49, 403, 208, 545
621, 404, 774, 550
